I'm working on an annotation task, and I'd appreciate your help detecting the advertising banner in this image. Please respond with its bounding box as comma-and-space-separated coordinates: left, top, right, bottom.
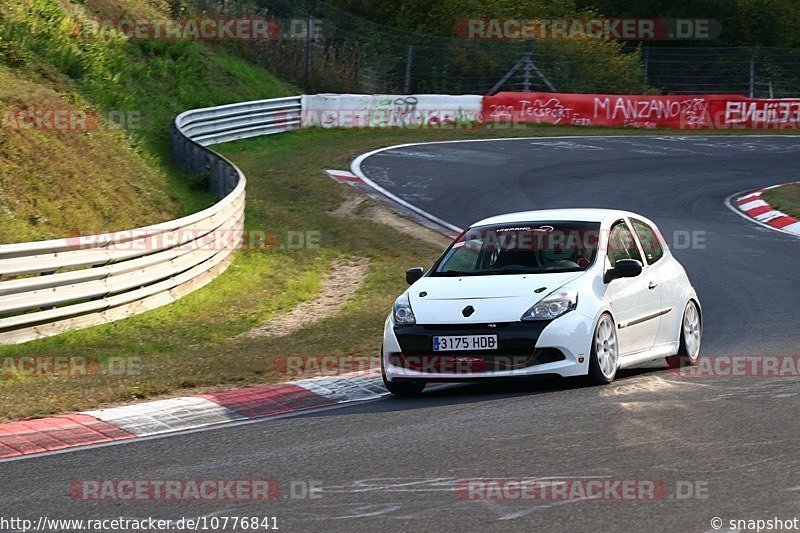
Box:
302, 94, 483, 128
483, 92, 800, 129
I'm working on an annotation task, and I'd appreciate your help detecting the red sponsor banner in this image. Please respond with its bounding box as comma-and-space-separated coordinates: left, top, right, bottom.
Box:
483, 92, 800, 129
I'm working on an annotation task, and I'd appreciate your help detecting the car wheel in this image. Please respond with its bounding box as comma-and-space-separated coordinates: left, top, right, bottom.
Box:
666, 301, 701, 368
587, 313, 619, 385
381, 348, 426, 396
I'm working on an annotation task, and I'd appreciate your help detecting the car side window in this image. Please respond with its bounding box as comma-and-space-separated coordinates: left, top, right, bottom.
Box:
607, 222, 643, 267
631, 219, 665, 265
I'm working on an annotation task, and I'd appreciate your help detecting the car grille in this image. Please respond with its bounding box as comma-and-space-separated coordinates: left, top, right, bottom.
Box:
390, 349, 565, 373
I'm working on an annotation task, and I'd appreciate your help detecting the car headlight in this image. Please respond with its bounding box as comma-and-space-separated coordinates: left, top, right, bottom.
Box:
521, 289, 578, 321
393, 293, 416, 325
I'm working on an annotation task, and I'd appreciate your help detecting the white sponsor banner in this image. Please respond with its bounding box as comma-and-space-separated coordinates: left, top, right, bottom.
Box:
301, 94, 482, 128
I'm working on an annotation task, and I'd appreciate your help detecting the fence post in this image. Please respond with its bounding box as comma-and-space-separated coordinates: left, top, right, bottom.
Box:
305, 1, 321, 90
488, 39, 555, 95
305, 12, 313, 90
642, 46, 649, 94
749, 47, 757, 98
403, 35, 415, 94
522, 40, 533, 92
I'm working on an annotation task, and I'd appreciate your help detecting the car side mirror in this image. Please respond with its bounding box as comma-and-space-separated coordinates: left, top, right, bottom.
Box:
604, 259, 643, 283
406, 267, 424, 285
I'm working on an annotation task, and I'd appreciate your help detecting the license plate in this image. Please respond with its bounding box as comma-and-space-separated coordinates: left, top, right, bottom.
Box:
433, 335, 498, 351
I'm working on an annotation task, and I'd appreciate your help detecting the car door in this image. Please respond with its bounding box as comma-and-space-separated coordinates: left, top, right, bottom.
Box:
630, 217, 675, 347
604, 219, 662, 355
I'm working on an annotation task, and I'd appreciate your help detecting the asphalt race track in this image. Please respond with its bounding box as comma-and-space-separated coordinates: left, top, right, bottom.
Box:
2, 136, 800, 532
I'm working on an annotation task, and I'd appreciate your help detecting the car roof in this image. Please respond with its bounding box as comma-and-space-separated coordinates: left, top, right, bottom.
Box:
471, 208, 644, 227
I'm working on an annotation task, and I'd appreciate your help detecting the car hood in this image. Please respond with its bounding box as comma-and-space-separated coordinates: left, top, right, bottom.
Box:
408, 272, 584, 324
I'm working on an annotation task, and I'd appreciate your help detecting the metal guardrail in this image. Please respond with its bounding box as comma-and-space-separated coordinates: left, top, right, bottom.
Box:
0, 96, 302, 345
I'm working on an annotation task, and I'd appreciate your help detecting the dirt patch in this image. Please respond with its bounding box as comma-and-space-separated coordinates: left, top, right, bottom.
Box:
243, 257, 370, 339
362, 204, 450, 248
333, 189, 450, 248
332, 193, 365, 217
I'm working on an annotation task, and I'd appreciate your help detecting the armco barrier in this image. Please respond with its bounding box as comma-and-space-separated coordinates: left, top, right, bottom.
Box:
0, 97, 301, 345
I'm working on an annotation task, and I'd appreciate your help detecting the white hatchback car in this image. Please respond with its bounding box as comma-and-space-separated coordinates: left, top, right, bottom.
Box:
382, 209, 701, 395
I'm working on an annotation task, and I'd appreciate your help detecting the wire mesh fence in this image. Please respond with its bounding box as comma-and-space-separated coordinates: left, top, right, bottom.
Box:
193, 0, 800, 97
644, 46, 800, 97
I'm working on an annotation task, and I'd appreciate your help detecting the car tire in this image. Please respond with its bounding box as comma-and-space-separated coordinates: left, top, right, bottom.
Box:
381, 348, 426, 396
666, 300, 701, 369
587, 313, 619, 385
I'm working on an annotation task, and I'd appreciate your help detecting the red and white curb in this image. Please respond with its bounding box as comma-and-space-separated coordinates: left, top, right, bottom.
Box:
0, 370, 388, 459
325, 169, 364, 185
734, 185, 800, 236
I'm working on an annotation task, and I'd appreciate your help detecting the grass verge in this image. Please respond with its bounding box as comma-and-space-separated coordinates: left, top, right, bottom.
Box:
762, 183, 800, 219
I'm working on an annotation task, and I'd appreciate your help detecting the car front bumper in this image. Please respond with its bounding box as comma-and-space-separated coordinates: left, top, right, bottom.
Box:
382, 311, 593, 382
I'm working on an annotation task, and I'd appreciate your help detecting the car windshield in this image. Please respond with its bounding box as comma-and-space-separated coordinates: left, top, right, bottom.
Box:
432, 221, 602, 276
